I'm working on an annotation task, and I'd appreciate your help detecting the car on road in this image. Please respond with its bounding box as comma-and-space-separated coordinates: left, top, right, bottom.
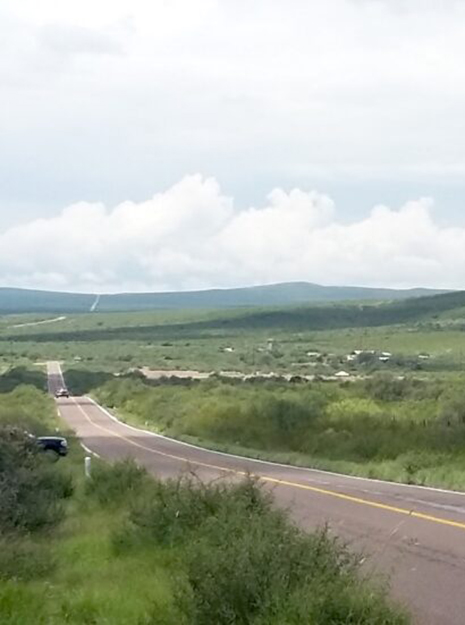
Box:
55, 387, 70, 398
36, 436, 68, 457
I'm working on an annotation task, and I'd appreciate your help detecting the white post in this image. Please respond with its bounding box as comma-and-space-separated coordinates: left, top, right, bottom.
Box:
85, 456, 92, 478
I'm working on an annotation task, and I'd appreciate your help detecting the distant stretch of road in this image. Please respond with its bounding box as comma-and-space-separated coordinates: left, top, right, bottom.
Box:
10, 315, 66, 329
48, 361, 465, 625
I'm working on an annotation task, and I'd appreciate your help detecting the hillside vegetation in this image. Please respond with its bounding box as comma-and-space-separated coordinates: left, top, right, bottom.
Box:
4, 291, 465, 343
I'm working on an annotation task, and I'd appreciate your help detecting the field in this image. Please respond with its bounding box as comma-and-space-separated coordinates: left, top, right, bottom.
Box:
0, 369, 407, 624
2, 291, 465, 492
3, 294, 465, 375
4, 292, 465, 622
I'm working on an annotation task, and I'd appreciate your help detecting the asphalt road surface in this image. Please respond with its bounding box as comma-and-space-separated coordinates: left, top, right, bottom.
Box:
48, 361, 465, 625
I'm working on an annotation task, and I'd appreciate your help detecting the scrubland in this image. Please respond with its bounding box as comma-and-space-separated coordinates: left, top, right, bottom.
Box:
0, 370, 408, 624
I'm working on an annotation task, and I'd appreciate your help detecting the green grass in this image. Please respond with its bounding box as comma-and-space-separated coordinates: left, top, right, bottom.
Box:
0, 451, 408, 625
0, 423, 181, 624
0, 495, 179, 624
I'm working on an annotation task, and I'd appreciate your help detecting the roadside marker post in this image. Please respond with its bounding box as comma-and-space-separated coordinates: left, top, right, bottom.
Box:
85, 456, 92, 478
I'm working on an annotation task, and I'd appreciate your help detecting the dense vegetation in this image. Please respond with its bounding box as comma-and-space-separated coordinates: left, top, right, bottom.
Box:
0, 378, 407, 624
88, 373, 465, 489
0, 383, 73, 586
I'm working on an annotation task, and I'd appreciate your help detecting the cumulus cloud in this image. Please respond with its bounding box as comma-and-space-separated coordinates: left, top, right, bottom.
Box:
3, 0, 465, 230
0, 175, 464, 293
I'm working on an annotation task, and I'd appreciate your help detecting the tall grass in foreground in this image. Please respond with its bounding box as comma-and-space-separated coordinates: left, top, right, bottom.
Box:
90, 460, 408, 625
0, 448, 409, 623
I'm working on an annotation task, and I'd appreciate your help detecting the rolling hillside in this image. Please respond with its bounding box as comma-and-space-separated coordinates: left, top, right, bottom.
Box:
6, 290, 465, 345
0, 282, 447, 314
203, 289, 465, 332
0, 288, 94, 314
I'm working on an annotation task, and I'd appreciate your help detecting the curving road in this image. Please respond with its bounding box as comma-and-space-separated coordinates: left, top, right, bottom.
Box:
48, 361, 465, 625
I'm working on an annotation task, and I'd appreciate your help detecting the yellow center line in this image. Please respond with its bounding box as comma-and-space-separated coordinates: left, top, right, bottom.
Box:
67, 399, 465, 532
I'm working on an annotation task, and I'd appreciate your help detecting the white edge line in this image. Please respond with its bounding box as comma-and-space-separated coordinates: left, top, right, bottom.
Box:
55, 398, 101, 459
48, 363, 99, 459
80, 442, 101, 458
84, 396, 465, 498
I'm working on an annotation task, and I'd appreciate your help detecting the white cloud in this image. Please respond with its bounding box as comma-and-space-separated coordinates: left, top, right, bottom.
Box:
38, 23, 124, 56
2, 0, 465, 230
0, 175, 464, 292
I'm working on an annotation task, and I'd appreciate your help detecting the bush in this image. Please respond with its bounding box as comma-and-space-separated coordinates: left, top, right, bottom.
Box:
0, 367, 46, 394
182, 482, 407, 624
0, 385, 55, 434
85, 458, 148, 506
439, 390, 465, 426
0, 426, 73, 534
115, 474, 408, 625
126, 475, 265, 546
0, 537, 55, 581
253, 581, 408, 625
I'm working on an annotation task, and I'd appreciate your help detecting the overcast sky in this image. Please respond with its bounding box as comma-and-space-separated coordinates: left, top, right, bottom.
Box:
2, 0, 465, 292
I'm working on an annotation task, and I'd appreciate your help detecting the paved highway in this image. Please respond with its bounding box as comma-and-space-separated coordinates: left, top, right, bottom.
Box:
48, 361, 465, 625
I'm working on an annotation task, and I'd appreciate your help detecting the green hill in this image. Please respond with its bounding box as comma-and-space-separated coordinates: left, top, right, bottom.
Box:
8, 290, 465, 346
0, 282, 447, 314
203, 290, 465, 332
0, 288, 94, 314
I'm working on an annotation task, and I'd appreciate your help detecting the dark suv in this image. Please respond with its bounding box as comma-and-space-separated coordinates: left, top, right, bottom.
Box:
37, 436, 68, 457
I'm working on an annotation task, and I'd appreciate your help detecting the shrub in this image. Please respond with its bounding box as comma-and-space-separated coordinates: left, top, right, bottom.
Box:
438, 390, 465, 426
181, 482, 407, 625
0, 386, 54, 434
126, 475, 262, 546
0, 367, 46, 394
117, 475, 408, 624
85, 458, 148, 506
0, 426, 73, 533
0, 537, 55, 581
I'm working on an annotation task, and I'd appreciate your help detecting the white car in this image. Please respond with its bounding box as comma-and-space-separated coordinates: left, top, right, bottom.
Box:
55, 387, 70, 398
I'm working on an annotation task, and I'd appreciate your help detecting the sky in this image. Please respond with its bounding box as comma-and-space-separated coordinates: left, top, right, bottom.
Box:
2, 0, 465, 292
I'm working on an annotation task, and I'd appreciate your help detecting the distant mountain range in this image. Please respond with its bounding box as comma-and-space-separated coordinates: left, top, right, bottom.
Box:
0, 283, 449, 314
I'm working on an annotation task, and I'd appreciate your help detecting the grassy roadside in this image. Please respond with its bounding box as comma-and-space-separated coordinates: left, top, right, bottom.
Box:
0, 376, 409, 624
0, 381, 180, 624
99, 404, 465, 491
86, 374, 465, 491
